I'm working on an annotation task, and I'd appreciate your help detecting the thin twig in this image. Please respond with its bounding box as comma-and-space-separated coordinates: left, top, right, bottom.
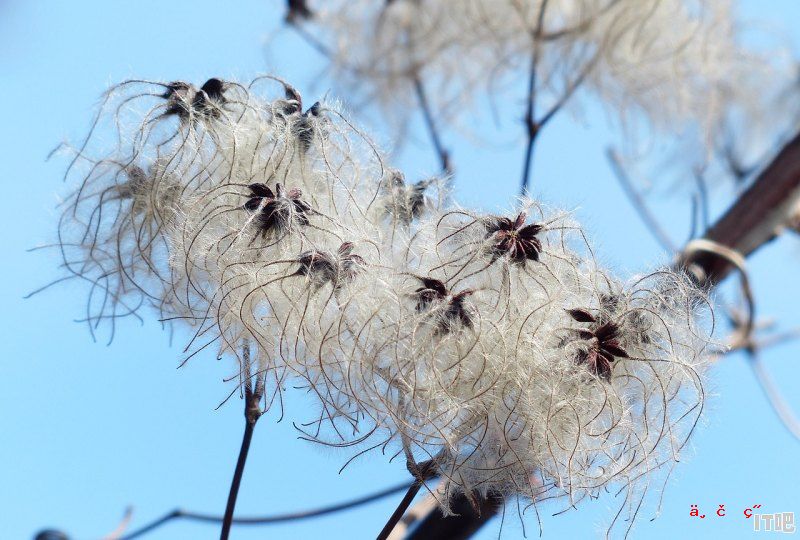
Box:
519, 50, 540, 197
220, 412, 258, 540
755, 327, 800, 349
519, 3, 597, 196
693, 170, 710, 231
377, 449, 438, 540
726, 273, 800, 442
117, 481, 415, 539
687, 192, 700, 243
103, 507, 133, 540
606, 148, 677, 253
519, 0, 549, 196
120, 511, 181, 540
537, 52, 595, 131
692, 243, 800, 442
386, 483, 440, 540
747, 350, 800, 441
721, 137, 757, 184
287, 18, 332, 57
220, 345, 264, 540
413, 76, 451, 175
712, 325, 800, 358
377, 481, 424, 540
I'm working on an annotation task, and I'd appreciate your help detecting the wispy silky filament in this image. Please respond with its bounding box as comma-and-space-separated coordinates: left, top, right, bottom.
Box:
52, 75, 714, 530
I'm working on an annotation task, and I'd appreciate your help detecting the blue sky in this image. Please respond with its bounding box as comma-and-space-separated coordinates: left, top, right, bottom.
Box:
1, 1, 799, 539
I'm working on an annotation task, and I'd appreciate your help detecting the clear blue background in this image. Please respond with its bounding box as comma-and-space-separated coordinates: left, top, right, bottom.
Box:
1, 1, 799, 539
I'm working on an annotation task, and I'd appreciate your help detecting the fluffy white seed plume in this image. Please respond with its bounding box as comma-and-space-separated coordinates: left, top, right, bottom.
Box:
297, 0, 796, 184
51, 75, 714, 531
302, 1, 742, 124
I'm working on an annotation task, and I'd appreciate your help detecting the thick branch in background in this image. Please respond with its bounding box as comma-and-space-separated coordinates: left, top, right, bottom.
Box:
406, 130, 800, 539
680, 131, 800, 284
405, 491, 503, 540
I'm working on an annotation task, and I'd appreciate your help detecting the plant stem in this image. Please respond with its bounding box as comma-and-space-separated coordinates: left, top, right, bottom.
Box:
220, 403, 259, 540
120, 510, 181, 539
376, 480, 423, 540
221, 342, 263, 540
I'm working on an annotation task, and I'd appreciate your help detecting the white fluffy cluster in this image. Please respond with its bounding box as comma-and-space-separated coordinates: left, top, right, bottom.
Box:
300, 0, 783, 143
56, 77, 714, 525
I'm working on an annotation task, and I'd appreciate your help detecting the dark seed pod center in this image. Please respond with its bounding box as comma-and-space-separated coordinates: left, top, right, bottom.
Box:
413, 277, 475, 332
243, 182, 312, 238
485, 211, 543, 265
566, 308, 630, 381
293, 242, 364, 290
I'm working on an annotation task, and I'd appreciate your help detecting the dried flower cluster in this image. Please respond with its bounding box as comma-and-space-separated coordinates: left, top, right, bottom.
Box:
53, 76, 714, 528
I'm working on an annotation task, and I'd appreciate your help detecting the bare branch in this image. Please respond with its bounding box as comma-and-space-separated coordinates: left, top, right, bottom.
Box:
755, 327, 800, 349
606, 148, 677, 253
116, 481, 414, 539
748, 351, 800, 441
413, 77, 451, 175
519, 0, 549, 196
407, 490, 504, 540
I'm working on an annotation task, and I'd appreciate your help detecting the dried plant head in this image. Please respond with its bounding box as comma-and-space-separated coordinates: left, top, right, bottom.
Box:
44, 73, 716, 534
293, 0, 795, 190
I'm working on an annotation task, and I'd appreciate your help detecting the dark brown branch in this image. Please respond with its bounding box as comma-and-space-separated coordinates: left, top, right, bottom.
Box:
678, 130, 800, 285
409, 490, 504, 540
